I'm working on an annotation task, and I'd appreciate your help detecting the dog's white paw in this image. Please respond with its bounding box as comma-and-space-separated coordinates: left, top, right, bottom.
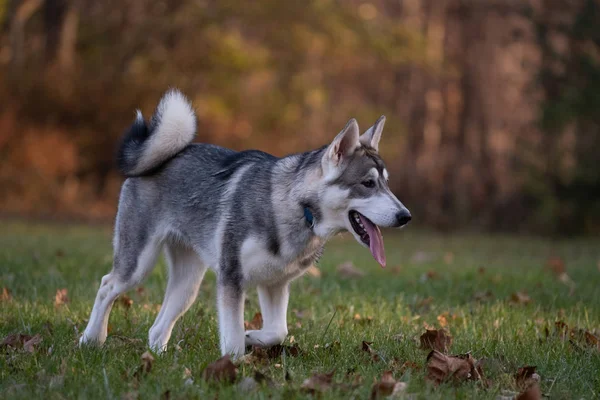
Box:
79, 333, 102, 347
244, 329, 287, 347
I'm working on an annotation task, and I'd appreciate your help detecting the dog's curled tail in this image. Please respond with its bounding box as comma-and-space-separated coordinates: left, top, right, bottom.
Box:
117, 89, 197, 176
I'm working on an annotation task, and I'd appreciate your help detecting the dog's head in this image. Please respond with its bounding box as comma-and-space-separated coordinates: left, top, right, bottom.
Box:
315, 117, 410, 267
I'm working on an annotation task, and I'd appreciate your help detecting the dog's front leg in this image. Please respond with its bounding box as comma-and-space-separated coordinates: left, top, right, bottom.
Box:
245, 282, 289, 347
217, 279, 246, 359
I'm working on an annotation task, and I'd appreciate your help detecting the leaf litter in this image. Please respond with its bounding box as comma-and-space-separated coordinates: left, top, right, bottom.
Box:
419, 329, 453, 353
202, 355, 238, 384
54, 288, 69, 307
426, 350, 485, 386
1, 333, 42, 353
370, 371, 407, 399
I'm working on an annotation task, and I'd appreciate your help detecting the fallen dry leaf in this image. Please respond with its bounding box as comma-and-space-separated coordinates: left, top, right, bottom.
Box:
306, 265, 321, 278
244, 312, 263, 330
516, 383, 542, 400
515, 366, 540, 391
420, 270, 439, 282
362, 341, 380, 362
437, 313, 449, 327
510, 292, 531, 305
54, 289, 69, 307
301, 371, 334, 394
370, 371, 406, 399
555, 321, 570, 340
1, 333, 41, 351
1, 287, 11, 301
426, 350, 482, 385
262, 343, 301, 358
55, 249, 66, 258
23, 334, 42, 353
140, 351, 155, 375
118, 294, 133, 309
337, 261, 365, 278
202, 355, 238, 384
420, 329, 453, 353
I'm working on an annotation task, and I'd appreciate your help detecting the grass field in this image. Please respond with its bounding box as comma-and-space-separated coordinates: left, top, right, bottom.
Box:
1, 222, 599, 399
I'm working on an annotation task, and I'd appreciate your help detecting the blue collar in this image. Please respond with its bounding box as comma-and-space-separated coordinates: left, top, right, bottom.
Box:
304, 206, 315, 229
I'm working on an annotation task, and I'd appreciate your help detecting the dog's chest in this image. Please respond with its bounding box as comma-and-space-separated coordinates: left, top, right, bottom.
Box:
239, 235, 323, 286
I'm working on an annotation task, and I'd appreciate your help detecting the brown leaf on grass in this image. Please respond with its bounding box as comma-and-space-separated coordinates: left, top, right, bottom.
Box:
420, 329, 453, 353
140, 351, 155, 375
426, 350, 482, 385
54, 289, 69, 307
1, 287, 11, 301
515, 366, 540, 391
337, 261, 365, 278
362, 341, 380, 362
370, 371, 407, 399
118, 294, 133, 309
353, 313, 374, 325
583, 331, 600, 349
306, 265, 321, 278
202, 355, 237, 384
244, 312, 263, 330
420, 270, 439, 282
516, 383, 542, 400
55, 249, 66, 258
510, 292, 531, 305
300, 371, 334, 394
23, 334, 42, 353
1, 333, 34, 350
571, 329, 600, 350
262, 343, 302, 358
555, 321, 570, 340
437, 313, 449, 327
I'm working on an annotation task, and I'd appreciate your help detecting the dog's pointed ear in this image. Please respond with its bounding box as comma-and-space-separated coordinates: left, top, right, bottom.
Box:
325, 118, 360, 166
359, 115, 385, 151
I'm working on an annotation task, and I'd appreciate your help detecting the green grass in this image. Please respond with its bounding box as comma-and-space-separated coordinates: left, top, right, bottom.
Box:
1, 222, 599, 399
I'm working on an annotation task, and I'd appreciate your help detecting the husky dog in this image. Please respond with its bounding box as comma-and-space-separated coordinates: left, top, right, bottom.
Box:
79, 89, 411, 358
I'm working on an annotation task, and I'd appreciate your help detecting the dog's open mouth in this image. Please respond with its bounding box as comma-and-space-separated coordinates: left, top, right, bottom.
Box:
349, 211, 386, 268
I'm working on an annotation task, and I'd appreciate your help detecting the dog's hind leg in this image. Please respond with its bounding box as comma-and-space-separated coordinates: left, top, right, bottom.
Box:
80, 232, 163, 347
148, 244, 206, 353
245, 282, 289, 347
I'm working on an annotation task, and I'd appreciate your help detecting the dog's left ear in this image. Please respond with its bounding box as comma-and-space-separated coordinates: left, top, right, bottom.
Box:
359, 115, 385, 151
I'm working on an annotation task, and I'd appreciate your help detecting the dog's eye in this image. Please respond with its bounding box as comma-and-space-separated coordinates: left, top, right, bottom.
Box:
362, 180, 375, 188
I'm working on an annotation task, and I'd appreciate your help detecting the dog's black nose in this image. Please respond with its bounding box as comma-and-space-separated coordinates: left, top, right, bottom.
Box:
396, 210, 412, 227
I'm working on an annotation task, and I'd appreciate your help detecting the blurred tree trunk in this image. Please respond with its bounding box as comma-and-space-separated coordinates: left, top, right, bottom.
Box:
9, 0, 42, 71
56, 0, 78, 71
44, 0, 78, 72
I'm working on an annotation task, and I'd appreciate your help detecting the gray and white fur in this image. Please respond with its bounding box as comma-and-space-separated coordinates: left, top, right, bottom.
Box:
80, 89, 411, 358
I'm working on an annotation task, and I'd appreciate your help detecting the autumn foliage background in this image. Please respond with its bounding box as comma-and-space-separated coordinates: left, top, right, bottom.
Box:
1, 0, 599, 235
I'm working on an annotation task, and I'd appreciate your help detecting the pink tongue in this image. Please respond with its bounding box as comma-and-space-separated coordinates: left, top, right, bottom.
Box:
358, 214, 386, 267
